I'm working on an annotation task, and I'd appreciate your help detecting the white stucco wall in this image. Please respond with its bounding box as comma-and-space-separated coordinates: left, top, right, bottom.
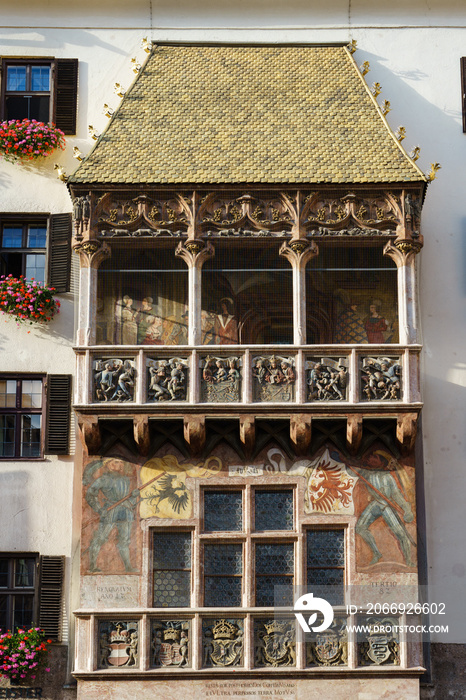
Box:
0, 0, 465, 647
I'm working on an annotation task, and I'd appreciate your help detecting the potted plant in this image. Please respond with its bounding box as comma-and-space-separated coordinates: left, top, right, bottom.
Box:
0, 119, 65, 162
0, 275, 60, 325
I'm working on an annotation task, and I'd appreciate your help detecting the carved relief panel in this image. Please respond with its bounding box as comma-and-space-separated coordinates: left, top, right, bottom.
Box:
201, 356, 241, 402
252, 355, 296, 402
147, 357, 189, 402
361, 356, 402, 401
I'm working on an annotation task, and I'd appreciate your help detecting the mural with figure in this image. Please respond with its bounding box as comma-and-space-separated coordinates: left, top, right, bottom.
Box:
81, 442, 415, 576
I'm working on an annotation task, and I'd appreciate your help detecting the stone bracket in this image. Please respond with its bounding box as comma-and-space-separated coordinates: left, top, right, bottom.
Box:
239, 415, 255, 458
183, 415, 206, 457
397, 413, 418, 455
133, 415, 150, 456
346, 415, 363, 455
77, 415, 101, 455
290, 415, 312, 456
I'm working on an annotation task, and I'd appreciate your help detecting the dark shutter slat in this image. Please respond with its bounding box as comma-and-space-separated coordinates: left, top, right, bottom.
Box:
38, 556, 64, 642
54, 59, 78, 135
45, 375, 72, 455
48, 213, 72, 293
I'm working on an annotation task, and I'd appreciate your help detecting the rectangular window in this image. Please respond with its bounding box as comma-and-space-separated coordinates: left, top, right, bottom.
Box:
0, 556, 37, 631
0, 374, 71, 459
204, 543, 243, 607
255, 542, 294, 607
307, 529, 345, 605
152, 531, 191, 608
0, 222, 47, 283
0, 214, 72, 291
0, 377, 43, 458
1, 58, 78, 134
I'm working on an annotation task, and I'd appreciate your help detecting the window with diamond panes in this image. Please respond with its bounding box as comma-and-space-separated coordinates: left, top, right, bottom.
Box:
153, 531, 191, 608
254, 489, 293, 531
307, 529, 345, 606
255, 543, 294, 607
204, 491, 243, 532
204, 543, 243, 607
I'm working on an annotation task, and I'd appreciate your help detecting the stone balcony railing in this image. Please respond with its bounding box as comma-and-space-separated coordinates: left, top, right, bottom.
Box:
73, 609, 423, 675
74, 345, 421, 410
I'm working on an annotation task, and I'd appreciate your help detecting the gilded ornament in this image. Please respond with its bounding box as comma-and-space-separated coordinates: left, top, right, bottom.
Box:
360, 61, 370, 76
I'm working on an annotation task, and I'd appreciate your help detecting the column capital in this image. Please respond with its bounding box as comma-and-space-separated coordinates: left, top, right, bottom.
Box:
383, 238, 422, 266
279, 239, 319, 267
73, 239, 111, 269
175, 240, 215, 268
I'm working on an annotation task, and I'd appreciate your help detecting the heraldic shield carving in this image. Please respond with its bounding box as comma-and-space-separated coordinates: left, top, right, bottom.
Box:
255, 619, 296, 667
203, 618, 243, 667
99, 621, 139, 668
152, 621, 190, 667
306, 618, 348, 667
358, 617, 400, 666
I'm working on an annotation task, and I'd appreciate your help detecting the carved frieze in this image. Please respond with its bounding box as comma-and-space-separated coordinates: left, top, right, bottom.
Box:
95, 192, 192, 236
147, 358, 188, 402
98, 621, 139, 669
197, 192, 294, 236
203, 618, 243, 667
252, 355, 295, 402
358, 617, 400, 666
255, 619, 295, 667
152, 621, 190, 668
301, 191, 400, 235
361, 356, 402, 401
201, 356, 241, 403
307, 358, 349, 401
306, 617, 348, 667
94, 357, 136, 402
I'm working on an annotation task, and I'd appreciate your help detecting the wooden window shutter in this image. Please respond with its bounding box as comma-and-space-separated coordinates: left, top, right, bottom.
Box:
462, 58, 466, 133
48, 213, 72, 293
38, 556, 64, 642
45, 375, 72, 455
54, 59, 78, 135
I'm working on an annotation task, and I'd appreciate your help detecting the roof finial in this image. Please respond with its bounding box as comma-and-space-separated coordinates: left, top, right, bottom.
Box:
409, 146, 421, 161
360, 61, 370, 76
54, 163, 68, 182
348, 39, 357, 54
426, 163, 441, 181
131, 58, 141, 73
141, 37, 151, 54
371, 82, 382, 98
88, 125, 100, 141
73, 146, 84, 162
395, 126, 406, 142
114, 83, 126, 98
382, 99, 391, 116
103, 104, 114, 118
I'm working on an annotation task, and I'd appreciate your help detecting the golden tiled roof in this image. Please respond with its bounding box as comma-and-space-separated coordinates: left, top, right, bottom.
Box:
70, 44, 426, 185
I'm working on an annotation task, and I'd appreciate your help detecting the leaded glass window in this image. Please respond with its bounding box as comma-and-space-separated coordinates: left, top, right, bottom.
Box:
153, 531, 191, 608
307, 529, 345, 605
204, 543, 242, 607
255, 543, 294, 607
254, 490, 293, 531
0, 377, 44, 458
204, 491, 243, 532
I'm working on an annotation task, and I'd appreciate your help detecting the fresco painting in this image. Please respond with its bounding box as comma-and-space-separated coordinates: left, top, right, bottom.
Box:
81, 444, 416, 576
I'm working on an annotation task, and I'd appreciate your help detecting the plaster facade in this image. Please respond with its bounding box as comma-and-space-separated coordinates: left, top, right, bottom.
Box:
0, 1, 464, 699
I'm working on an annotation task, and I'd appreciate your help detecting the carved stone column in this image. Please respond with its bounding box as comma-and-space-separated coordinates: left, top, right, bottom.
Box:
73, 240, 111, 345
176, 241, 214, 345
279, 240, 319, 345
383, 240, 422, 345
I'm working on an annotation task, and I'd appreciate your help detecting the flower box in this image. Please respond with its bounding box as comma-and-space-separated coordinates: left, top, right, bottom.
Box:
0, 276, 60, 326
0, 119, 65, 162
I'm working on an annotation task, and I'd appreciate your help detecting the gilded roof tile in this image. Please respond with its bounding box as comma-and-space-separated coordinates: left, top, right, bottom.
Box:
70, 45, 426, 185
